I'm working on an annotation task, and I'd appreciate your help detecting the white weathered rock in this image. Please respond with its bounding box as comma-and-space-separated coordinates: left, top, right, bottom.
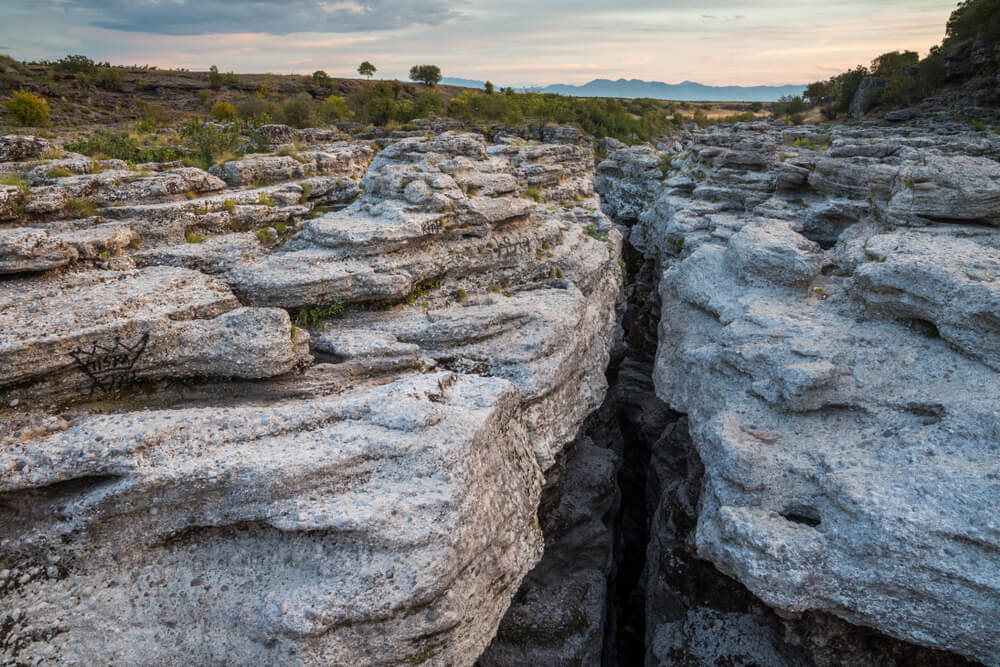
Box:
0, 127, 624, 666
597, 120, 1000, 665
0, 228, 78, 273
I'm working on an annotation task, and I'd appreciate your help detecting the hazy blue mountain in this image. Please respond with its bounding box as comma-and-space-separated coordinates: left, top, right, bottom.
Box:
440, 76, 804, 101
541, 78, 805, 102
440, 77, 489, 89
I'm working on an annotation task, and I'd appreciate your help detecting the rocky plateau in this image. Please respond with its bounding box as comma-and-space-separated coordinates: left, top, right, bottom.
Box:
0, 115, 998, 666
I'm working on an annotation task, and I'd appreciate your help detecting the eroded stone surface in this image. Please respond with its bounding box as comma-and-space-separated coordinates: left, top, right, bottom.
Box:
598, 120, 1000, 665
0, 127, 622, 665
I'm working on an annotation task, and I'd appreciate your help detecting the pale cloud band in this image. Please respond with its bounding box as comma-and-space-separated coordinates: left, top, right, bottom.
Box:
1, 0, 959, 86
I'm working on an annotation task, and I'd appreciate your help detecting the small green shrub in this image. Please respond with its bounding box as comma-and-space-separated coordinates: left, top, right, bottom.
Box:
208, 65, 223, 90
223, 198, 236, 212
95, 68, 122, 91
255, 228, 273, 243
135, 117, 158, 133
659, 153, 673, 173
524, 187, 543, 202
293, 302, 345, 327
319, 95, 350, 122
406, 280, 440, 304
0, 173, 28, 190
54, 54, 98, 75
283, 92, 316, 129
180, 120, 240, 170
185, 231, 207, 243
198, 90, 212, 103
46, 166, 72, 178
66, 198, 98, 218
5, 90, 49, 126
584, 223, 609, 243
257, 192, 276, 207
211, 100, 237, 121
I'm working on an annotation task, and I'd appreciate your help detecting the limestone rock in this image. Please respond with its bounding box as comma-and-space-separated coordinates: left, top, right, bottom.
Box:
0, 228, 78, 273
595, 119, 1000, 665
0, 127, 624, 666
0, 134, 53, 162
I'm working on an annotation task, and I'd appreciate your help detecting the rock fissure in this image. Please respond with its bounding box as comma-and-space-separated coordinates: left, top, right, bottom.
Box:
1, 117, 998, 665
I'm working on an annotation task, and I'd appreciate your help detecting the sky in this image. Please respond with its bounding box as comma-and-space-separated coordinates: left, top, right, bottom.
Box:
0, 1, 959, 87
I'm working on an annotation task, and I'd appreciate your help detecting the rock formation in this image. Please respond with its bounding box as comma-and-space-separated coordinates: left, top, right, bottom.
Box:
2, 114, 998, 666
598, 120, 1000, 666
0, 128, 622, 664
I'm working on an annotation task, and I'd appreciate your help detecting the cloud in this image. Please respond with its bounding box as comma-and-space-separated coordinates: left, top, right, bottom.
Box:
0, 0, 958, 86
37, 0, 460, 35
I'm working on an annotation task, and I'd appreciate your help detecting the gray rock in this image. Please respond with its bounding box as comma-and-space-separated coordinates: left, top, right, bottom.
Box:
0, 228, 78, 273
595, 120, 1000, 665
0, 135, 53, 162
850, 77, 890, 118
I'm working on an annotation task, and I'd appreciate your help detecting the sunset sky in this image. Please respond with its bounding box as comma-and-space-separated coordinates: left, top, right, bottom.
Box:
1, 1, 959, 86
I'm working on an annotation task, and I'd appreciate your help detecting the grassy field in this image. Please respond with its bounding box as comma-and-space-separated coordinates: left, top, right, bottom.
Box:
0, 55, 776, 142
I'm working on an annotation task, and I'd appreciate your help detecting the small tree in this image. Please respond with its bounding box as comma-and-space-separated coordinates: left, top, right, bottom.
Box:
211, 100, 237, 121
312, 70, 332, 86
358, 61, 376, 79
409, 64, 441, 87
484, 80, 494, 95
5, 90, 49, 126
208, 65, 223, 90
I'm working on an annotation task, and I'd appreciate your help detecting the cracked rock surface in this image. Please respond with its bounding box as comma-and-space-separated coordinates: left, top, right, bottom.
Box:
0, 127, 622, 665
599, 119, 1000, 666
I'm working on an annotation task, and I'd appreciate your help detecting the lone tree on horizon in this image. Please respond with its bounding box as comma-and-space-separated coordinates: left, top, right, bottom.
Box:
358, 61, 376, 79
409, 64, 442, 87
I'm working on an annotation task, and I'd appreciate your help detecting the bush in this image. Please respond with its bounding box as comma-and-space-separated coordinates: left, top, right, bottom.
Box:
237, 96, 279, 125
409, 64, 442, 86
208, 65, 223, 90
180, 120, 241, 169
5, 90, 49, 125
319, 94, 350, 122
283, 92, 315, 128
211, 100, 237, 121
54, 54, 97, 75
135, 117, 158, 133
65, 129, 183, 163
66, 198, 98, 218
95, 68, 122, 91
771, 95, 808, 118
312, 70, 332, 86
870, 51, 919, 78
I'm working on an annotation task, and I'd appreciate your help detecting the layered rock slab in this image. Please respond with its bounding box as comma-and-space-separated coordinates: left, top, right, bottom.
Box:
0, 126, 623, 665
0, 373, 545, 666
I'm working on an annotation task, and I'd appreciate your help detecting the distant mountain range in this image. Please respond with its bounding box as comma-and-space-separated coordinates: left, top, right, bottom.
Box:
440, 77, 805, 102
